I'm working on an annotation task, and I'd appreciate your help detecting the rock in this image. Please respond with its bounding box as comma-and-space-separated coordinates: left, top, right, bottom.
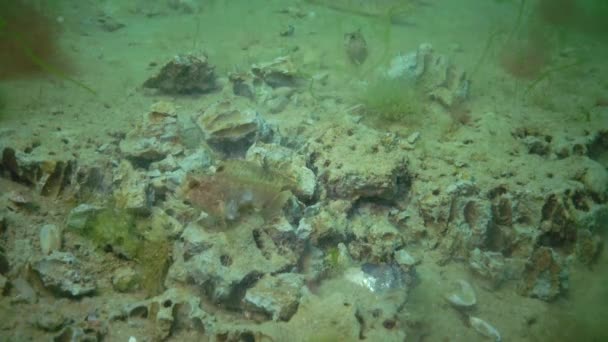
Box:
143, 54, 216, 94
444, 279, 476, 308
246, 142, 316, 201
394, 249, 417, 267
112, 267, 140, 293
66, 204, 103, 230
438, 181, 493, 261
11, 277, 37, 304
36, 309, 67, 332
167, 221, 293, 303
120, 288, 212, 341
349, 209, 404, 262
119, 102, 184, 164
469, 316, 501, 342
469, 248, 507, 288
297, 200, 351, 244
0, 147, 77, 197
242, 273, 304, 321
32, 251, 96, 298
196, 98, 274, 157
54, 319, 107, 342
387, 43, 470, 108
251, 56, 301, 88
39, 224, 62, 255
305, 123, 409, 201
113, 160, 153, 214
518, 247, 567, 301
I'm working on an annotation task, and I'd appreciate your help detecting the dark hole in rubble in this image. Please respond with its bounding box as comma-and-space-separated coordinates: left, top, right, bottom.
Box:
163, 299, 173, 308
129, 306, 149, 318
588, 130, 608, 168
220, 254, 233, 267
383, 319, 397, 329
463, 201, 479, 228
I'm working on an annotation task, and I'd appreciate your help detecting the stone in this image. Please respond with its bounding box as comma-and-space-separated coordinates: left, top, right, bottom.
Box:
251, 56, 300, 88
387, 43, 470, 109
119, 103, 184, 164
120, 288, 212, 341
113, 160, 153, 214
39, 224, 61, 255
143, 54, 216, 94
112, 267, 140, 293
394, 249, 417, 267
66, 204, 103, 230
242, 273, 304, 321
305, 123, 409, 201
11, 277, 37, 304
0, 147, 77, 197
167, 221, 293, 303
32, 251, 96, 298
36, 309, 67, 332
246, 142, 316, 201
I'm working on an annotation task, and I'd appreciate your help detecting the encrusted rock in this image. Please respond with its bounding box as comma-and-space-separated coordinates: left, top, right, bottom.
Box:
196, 98, 274, 157
439, 181, 493, 261
66, 204, 104, 230
251, 56, 300, 88
119, 288, 212, 341
518, 247, 568, 301
349, 208, 404, 262
387, 43, 470, 108
119, 102, 184, 164
32, 251, 96, 298
35, 309, 67, 332
1, 147, 77, 197
306, 123, 409, 201
113, 160, 153, 214
112, 267, 140, 293
246, 142, 316, 200
143, 54, 216, 94
168, 221, 293, 303
242, 273, 304, 321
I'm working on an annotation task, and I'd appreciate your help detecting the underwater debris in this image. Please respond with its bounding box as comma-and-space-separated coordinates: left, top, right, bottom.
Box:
143, 54, 216, 94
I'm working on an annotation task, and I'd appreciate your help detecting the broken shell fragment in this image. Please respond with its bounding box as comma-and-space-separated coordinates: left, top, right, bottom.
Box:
469, 316, 501, 342
445, 279, 476, 308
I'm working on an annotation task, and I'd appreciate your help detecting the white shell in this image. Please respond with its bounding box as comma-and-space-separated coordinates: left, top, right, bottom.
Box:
445, 279, 476, 307
469, 316, 501, 342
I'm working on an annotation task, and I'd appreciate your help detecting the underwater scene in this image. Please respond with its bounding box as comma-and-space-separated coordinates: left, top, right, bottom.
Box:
0, 0, 607, 341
